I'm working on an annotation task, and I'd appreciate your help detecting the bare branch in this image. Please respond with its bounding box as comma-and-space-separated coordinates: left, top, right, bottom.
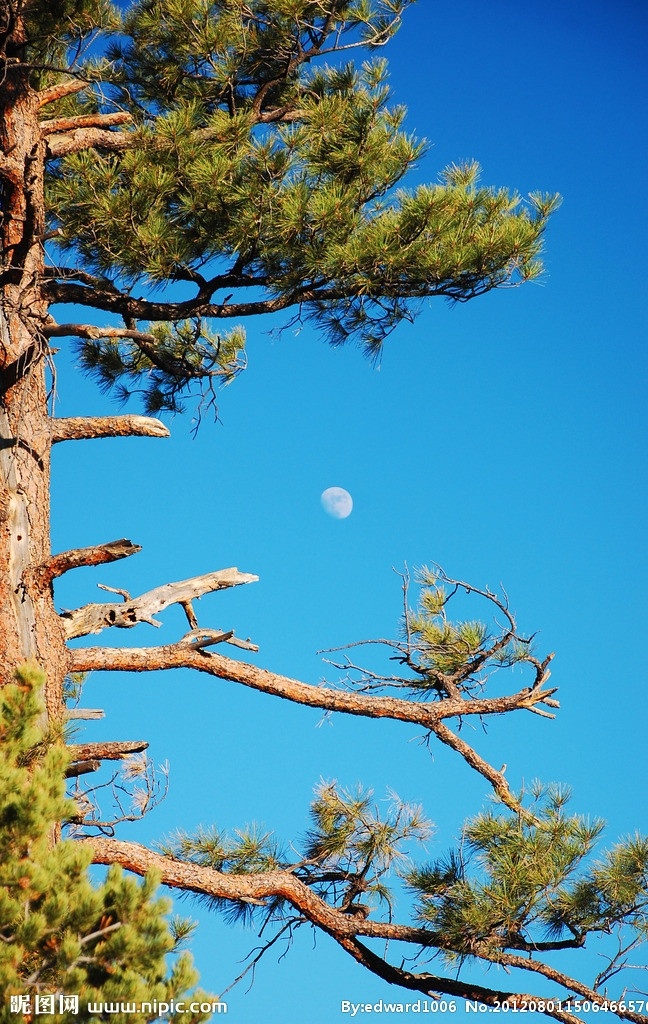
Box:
40, 112, 133, 135
51, 415, 170, 442
65, 708, 105, 720
46, 127, 133, 159
61, 568, 258, 639
65, 760, 101, 778
36, 79, 88, 108
30, 538, 141, 588
68, 741, 149, 762
430, 722, 525, 815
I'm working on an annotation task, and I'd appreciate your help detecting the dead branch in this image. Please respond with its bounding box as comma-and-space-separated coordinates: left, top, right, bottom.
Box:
36, 80, 88, 108
430, 722, 525, 815
67, 756, 169, 837
65, 708, 105, 720
40, 112, 133, 135
178, 628, 259, 653
61, 568, 258, 639
30, 539, 141, 588
45, 127, 134, 159
65, 760, 101, 778
51, 415, 170, 442
68, 741, 149, 762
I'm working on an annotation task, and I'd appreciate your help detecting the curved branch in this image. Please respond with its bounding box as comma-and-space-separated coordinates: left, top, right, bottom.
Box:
82, 838, 609, 1024
68, 647, 556, 737
493, 950, 648, 1024
337, 936, 583, 1024
70, 643, 556, 812
70, 643, 552, 726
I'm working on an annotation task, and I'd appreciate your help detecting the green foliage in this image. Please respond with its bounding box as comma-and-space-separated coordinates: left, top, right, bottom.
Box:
0, 666, 213, 1022
164, 776, 648, 990
22, 0, 121, 81
406, 784, 648, 963
163, 782, 430, 922
405, 567, 532, 692
34, 1, 558, 409
78, 320, 246, 414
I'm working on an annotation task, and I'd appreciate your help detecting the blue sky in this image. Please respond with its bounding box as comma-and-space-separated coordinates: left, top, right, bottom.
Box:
50, 1, 647, 1020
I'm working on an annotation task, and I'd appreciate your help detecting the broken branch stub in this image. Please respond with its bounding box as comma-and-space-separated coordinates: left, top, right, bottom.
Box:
51, 415, 170, 442
67, 740, 149, 762
61, 568, 259, 639
32, 539, 141, 588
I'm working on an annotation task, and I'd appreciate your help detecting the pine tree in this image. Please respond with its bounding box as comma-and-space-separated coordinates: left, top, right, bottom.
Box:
2, 3, 645, 1022
0, 665, 215, 1022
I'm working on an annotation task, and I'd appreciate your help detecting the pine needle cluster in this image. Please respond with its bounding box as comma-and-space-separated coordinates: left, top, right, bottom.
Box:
407, 783, 648, 966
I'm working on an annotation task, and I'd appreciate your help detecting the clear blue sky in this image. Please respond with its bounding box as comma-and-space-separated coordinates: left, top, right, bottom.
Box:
51, 1, 647, 1020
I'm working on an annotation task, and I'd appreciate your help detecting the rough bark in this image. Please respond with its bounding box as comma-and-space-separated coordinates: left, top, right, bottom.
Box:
68, 740, 149, 762
0, 38, 69, 717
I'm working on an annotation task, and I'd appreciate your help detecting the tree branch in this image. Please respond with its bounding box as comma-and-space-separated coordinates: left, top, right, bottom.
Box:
62, 568, 258, 639
81, 838, 598, 1024
65, 760, 101, 778
65, 708, 105, 720
30, 539, 141, 588
36, 79, 87, 108
44, 321, 159, 343
71, 643, 556, 726
336, 936, 583, 1024
68, 740, 149, 762
430, 721, 525, 815
51, 415, 170, 442
42, 279, 298, 322
40, 112, 133, 135
46, 127, 134, 159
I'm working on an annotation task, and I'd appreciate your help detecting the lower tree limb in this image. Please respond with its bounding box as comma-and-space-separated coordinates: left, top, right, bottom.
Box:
84, 838, 635, 1024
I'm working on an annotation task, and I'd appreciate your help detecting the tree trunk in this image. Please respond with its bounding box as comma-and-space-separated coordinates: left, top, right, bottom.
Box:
0, 33, 68, 720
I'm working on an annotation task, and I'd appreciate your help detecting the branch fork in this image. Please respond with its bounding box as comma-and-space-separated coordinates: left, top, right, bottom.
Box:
61, 567, 258, 639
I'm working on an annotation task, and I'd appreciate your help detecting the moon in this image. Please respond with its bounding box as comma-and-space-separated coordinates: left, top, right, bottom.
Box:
321, 486, 353, 519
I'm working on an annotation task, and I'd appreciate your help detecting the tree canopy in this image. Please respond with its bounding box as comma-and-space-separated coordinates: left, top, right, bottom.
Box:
22, 0, 558, 410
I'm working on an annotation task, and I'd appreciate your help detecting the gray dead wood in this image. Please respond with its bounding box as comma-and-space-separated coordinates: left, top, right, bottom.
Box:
65, 708, 105, 720
61, 567, 258, 639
